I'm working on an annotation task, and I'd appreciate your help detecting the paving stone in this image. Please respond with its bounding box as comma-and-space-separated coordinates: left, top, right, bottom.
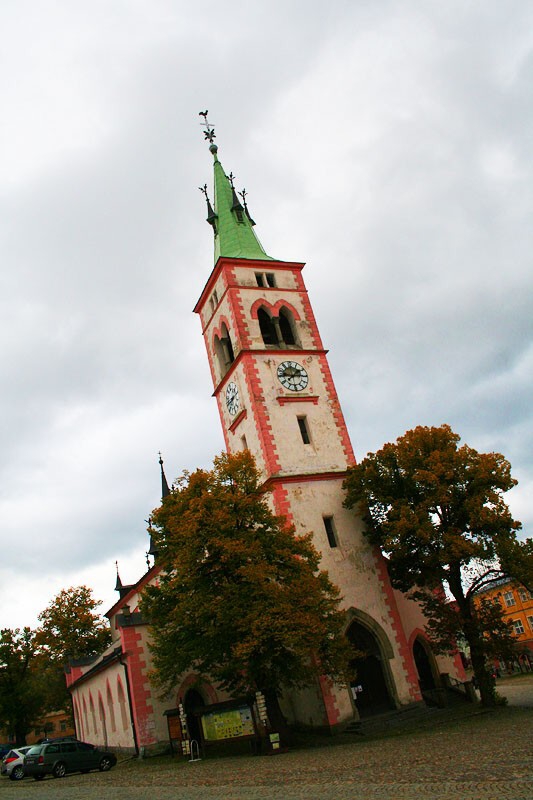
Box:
1, 705, 531, 799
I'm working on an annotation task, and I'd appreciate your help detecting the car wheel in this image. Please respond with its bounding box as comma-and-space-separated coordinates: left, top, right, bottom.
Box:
99, 756, 113, 772
52, 761, 66, 778
9, 765, 24, 781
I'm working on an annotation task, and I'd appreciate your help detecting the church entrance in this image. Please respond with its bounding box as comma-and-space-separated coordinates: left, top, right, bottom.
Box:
413, 636, 439, 701
183, 689, 205, 743
346, 620, 394, 717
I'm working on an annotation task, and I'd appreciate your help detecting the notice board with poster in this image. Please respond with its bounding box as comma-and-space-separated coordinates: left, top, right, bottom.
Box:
201, 704, 255, 742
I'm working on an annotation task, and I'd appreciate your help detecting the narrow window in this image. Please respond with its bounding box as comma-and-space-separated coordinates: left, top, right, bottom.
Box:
235, 209, 244, 223
297, 416, 311, 444
266, 273, 276, 287
221, 323, 235, 365
255, 272, 265, 287
213, 290, 218, 304
279, 308, 296, 345
258, 307, 278, 345
241, 435, 248, 450
528, 615, 533, 631
323, 516, 338, 548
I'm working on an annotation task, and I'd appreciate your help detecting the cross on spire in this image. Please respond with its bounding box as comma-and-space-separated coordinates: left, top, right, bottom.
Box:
199, 110, 216, 144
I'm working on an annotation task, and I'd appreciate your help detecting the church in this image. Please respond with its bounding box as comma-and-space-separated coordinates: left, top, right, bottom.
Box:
65, 121, 465, 752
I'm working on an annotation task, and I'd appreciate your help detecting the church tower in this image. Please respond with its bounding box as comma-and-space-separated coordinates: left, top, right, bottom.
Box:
194, 119, 425, 728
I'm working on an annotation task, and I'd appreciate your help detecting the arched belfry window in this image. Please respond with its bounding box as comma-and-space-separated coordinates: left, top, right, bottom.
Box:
278, 307, 298, 346
221, 323, 235, 364
215, 323, 236, 377
258, 307, 278, 346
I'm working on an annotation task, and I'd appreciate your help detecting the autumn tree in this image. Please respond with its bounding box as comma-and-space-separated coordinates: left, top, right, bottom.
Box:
0, 628, 44, 745
343, 424, 532, 707
142, 450, 350, 727
36, 586, 111, 713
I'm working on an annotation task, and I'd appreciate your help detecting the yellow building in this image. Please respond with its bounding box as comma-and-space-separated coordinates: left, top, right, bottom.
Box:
475, 577, 533, 671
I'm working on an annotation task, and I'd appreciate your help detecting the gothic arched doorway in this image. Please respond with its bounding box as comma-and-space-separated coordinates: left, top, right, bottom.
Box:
413, 636, 439, 698
346, 620, 394, 717
183, 689, 205, 743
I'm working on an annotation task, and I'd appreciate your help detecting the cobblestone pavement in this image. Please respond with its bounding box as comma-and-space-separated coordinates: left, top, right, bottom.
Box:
1, 707, 532, 800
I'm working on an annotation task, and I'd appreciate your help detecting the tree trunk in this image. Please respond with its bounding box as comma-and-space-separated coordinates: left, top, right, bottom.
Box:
263, 689, 291, 746
448, 564, 497, 707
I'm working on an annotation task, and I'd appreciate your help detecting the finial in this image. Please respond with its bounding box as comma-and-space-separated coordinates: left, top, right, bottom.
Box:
239, 188, 256, 226
199, 110, 217, 149
199, 183, 218, 231
145, 551, 151, 569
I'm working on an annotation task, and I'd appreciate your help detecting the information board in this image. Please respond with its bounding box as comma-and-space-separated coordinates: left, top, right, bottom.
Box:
201, 705, 255, 741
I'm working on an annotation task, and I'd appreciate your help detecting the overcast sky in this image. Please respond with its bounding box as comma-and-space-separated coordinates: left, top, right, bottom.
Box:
1, 1, 532, 630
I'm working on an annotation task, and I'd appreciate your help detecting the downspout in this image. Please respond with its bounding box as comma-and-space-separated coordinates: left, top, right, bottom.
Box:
118, 654, 140, 756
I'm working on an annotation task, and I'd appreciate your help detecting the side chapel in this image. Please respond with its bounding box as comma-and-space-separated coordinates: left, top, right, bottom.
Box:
66, 121, 465, 752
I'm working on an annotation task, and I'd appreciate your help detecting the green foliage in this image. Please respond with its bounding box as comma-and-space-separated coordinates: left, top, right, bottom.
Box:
0, 628, 44, 745
36, 585, 112, 714
142, 450, 350, 698
343, 424, 532, 706
37, 585, 111, 663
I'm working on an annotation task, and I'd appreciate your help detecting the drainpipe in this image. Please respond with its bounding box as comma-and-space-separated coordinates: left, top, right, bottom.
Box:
118, 654, 140, 756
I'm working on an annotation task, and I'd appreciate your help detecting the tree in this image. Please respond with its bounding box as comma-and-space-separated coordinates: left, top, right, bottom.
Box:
343, 424, 532, 707
36, 586, 112, 713
0, 628, 44, 745
142, 450, 350, 727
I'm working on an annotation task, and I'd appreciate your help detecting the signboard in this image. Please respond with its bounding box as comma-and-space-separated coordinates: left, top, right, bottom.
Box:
167, 715, 182, 739
201, 705, 255, 741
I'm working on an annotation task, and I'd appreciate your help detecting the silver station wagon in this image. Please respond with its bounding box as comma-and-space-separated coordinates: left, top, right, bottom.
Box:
24, 740, 116, 780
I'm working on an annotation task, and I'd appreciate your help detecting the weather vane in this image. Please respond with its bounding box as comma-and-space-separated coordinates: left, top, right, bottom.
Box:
199, 109, 216, 144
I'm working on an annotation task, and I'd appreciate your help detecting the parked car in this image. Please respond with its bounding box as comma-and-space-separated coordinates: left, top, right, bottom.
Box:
24, 740, 117, 780
1, 747, 32, 781
40, 735, 79, 744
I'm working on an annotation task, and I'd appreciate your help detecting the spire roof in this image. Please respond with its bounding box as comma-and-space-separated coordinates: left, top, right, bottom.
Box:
159, 452, 170, 499
199, 112, 273, 263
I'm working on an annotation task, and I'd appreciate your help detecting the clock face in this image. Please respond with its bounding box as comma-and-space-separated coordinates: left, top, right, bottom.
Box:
277, 361, 309, 392
225, 382, 240, 416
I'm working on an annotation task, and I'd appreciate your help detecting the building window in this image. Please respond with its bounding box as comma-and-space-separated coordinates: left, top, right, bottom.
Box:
214, 323, 235, 377
60, 721, 67, 732
258, 307, 278, 345
255, 272, 276, 288
503, 591, 516, 607
278, 307, 297, 346
511, 619, 525, 635
241, 435, 248, 450
518, 589, 529, 603
323, 516, 338, 548
527, 615, 533, 631
297, 416, 311, 444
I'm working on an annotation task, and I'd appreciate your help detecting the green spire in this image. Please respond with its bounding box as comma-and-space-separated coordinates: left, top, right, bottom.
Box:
209, 143, 273, 263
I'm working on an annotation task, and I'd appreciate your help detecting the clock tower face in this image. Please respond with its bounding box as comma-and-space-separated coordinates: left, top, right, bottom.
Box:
277, 360, 309, 392
225, 381, 240, 416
